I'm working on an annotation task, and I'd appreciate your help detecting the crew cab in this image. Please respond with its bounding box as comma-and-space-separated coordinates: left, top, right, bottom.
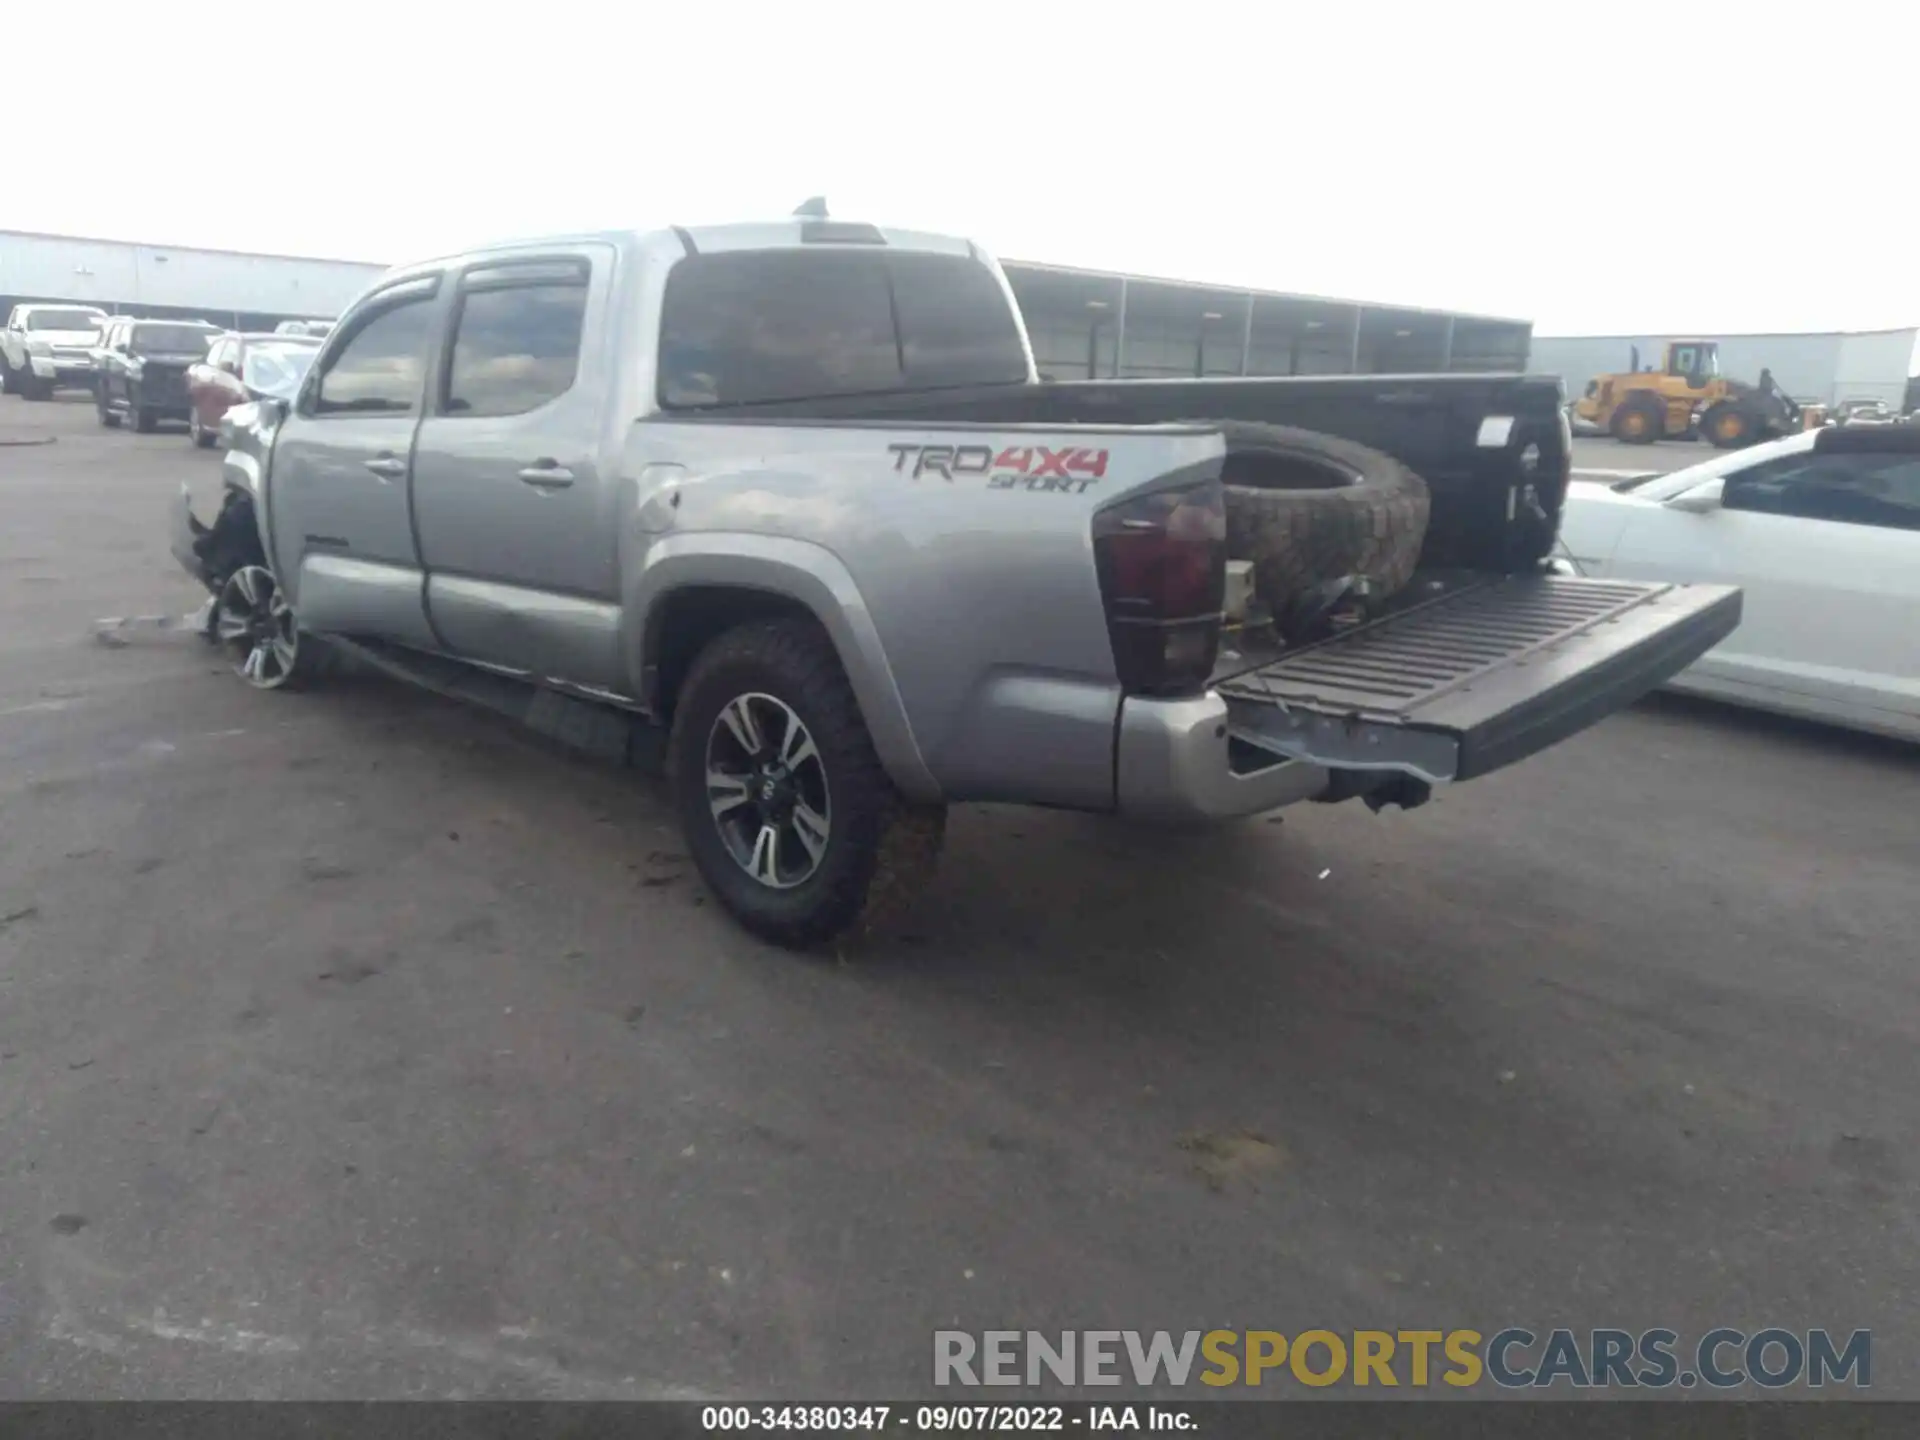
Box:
174, 215, 1741, 947
1, 303, 109, 398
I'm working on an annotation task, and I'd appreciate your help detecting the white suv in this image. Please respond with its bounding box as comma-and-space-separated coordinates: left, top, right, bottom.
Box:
1, 303, 110, 399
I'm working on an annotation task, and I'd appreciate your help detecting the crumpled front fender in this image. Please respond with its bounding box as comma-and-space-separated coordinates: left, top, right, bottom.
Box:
170, 483, 216, 592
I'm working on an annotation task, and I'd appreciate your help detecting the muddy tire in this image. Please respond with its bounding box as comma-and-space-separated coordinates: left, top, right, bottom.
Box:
1610, 394, 1664, 445
1205, 420, 1430, 613
668, 617, 944, 950
1700, 401, 1758, 450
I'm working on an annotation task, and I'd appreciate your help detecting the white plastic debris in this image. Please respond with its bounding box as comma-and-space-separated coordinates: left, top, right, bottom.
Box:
94, 599, 215, 647
1318, 868, 1332, 880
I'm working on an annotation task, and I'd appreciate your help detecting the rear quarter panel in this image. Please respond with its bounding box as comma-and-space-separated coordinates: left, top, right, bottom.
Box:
621, 419, 1224, 808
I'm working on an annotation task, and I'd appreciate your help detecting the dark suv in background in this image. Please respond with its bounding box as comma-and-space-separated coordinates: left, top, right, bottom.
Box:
95, 318, 221, 432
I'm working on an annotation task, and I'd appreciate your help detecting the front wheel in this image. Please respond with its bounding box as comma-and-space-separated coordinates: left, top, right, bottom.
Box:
215, 566, 319, 690
667, 618, 944, 949
1700, 401, 1755, 450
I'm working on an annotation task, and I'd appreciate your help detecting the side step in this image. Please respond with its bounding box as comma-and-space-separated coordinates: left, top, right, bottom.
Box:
1219, 575, 1742, 783
328, 636, 668, 775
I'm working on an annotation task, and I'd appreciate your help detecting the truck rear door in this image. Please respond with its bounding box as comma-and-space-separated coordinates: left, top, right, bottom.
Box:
1217, 573, 1741, 784
409, 246, 622, 690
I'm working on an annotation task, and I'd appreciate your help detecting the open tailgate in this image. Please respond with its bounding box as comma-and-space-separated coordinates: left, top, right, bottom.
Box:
1219, 576, 1742, 784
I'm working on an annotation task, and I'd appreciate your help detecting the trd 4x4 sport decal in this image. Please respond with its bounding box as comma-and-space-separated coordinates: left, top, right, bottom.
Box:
886, 443, 1109, 493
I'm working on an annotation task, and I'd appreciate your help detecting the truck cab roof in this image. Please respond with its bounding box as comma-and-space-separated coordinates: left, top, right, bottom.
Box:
384, 218, 982, 286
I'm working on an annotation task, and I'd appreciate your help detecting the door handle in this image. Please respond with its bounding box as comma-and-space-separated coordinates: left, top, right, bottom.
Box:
518, 462, 575, 489
363, 455, 406, 480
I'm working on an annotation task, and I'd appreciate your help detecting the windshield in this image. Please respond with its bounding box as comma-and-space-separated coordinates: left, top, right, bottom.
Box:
26, 309, 105, 333
241, 343, 319, 399
1621, 430, 1819, 501
130, 324, 215, 356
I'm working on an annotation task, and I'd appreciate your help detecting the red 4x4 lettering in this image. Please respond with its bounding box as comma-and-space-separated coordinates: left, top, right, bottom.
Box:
1031, 446, 1076, 479
1068, 448, 1108, 479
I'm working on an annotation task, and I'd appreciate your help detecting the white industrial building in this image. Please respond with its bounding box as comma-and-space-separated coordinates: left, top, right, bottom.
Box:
1, 227, 1534, 380
1528, 328, 1920, 413
0, 229, 384, 331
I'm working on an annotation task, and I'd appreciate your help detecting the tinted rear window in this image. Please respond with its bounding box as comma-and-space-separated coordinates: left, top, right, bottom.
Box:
657, 250, 1027, 408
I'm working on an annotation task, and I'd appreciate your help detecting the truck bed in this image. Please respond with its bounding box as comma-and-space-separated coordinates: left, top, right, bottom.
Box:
696, 371, 1569, 576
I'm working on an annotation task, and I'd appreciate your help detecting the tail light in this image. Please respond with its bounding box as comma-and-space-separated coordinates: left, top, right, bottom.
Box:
1091, 477, 1227, 696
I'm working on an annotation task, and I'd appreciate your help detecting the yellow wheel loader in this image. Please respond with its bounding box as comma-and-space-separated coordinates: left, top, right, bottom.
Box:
1571, 340, 1814, 449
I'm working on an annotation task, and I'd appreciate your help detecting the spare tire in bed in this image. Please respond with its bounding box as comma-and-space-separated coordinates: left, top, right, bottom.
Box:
1204, 420, 1431, 609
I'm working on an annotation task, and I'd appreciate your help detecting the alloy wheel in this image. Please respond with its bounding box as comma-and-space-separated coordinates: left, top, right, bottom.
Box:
216, 566, 300, 689
703, 692, 832, 889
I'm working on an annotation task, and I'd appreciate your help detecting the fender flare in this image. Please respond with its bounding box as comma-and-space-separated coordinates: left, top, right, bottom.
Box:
624, 533, 941, 804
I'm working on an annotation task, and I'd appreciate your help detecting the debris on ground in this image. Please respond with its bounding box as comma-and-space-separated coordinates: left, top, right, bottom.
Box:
1177, 1129, 1286, 1192
94, 600, 214, 647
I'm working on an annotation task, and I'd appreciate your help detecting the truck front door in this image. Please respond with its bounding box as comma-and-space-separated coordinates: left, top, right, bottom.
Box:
268, 274, 443, 651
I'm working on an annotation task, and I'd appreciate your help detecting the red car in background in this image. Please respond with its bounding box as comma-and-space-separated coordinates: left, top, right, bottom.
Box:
185, 332, 322, 448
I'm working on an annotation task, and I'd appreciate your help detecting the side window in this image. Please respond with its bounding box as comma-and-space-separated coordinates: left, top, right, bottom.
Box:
444, 264, 588, 417
1670, 346, 1695, 376
1725, 452, 1920, 532
312, 294, 436, 416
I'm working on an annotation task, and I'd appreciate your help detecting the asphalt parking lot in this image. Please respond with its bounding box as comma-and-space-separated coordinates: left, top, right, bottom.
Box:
2, 394, 1917, 1400
1571, 435, 1713, 477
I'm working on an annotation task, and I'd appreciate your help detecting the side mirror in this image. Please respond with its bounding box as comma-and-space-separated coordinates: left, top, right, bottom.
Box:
1667, 479, 1724, 514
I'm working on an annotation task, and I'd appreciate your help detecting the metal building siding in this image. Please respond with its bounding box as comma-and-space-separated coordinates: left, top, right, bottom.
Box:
0, 231, 384, 317
1833, 330, 1920, 409
1529, 329, 1919, 409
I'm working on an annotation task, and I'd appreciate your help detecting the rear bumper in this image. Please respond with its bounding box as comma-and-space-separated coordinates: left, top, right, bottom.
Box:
1114, 692, 1332, 822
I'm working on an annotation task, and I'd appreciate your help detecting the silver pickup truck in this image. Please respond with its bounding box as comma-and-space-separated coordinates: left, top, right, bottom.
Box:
172, 213, 1740, 946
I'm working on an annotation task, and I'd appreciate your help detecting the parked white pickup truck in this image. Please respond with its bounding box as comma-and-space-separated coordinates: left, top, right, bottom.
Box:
1, 303, 109, 399
173, 210, 1741, 947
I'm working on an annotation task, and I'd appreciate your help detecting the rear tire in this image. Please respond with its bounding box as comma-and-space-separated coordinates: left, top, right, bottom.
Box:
667, 618, 944, 950
1205, 420, 1431, 614
1609, 395, 1664, 444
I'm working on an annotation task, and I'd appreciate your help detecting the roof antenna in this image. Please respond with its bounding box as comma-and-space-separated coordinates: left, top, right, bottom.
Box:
792, 196, 829, 219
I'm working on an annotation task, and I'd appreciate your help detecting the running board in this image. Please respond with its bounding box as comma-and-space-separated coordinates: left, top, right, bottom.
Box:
1219, 575, 1742, 783
328, 636, 668, 775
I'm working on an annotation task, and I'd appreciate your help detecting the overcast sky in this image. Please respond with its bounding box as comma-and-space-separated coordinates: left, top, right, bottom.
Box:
9, 3, 1915, 335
